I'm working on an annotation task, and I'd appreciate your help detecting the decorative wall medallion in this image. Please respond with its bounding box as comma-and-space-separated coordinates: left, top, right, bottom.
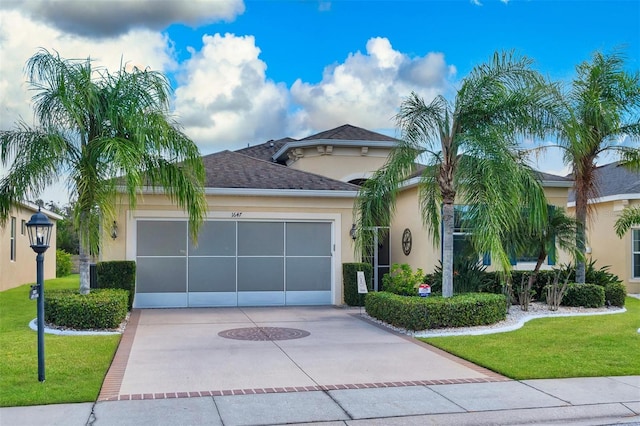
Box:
402, 228, 412, 255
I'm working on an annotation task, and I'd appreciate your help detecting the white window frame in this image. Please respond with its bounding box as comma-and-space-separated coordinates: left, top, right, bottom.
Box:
10, 216, 16, 261
633, 228, 640, 279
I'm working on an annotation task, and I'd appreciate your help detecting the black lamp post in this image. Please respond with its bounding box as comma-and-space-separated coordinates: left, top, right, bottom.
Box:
26, 208, 53, 382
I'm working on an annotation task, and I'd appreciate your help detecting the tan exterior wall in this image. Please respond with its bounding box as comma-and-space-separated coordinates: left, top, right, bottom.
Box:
286, 146, 390, 182
389, 186, 440, 274
101, 193, 358, 304
388, 185, 572, 275
0, 204, 58, 291
569, 199, 640, 294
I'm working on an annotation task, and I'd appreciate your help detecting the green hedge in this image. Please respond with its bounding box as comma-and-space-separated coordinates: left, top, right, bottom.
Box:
45, 289, 128, 329
561, 283, 605, 308
365, 292, 506, 331
604, 282, 626, 307
56, 249, 73, 277
96, 261, 136, 309
343, 263, 373, 306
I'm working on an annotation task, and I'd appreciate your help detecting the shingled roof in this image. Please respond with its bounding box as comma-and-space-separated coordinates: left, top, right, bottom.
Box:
201, 150, 360, 191
568, 161, 640, 202
235, 137, 295, 162
300, 124, 398, 142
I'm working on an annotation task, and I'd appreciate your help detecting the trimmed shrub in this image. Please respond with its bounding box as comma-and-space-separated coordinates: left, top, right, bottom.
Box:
561, 283, 605, 308
343, 263, 373, 306
604, 282, 626, 307
96, 261, 136, 309
45, 289, 128, 329
365, 292, 506, 331
382, 263, 424, 296
56, 249, 73, 277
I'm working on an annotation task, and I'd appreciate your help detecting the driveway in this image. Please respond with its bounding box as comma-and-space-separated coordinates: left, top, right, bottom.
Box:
99, 306, 505, 400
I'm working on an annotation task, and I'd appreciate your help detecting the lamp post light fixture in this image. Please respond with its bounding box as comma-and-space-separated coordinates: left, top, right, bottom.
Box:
350, 223, 357, 240
26, 207, 53, 382
110, 221, 118, 240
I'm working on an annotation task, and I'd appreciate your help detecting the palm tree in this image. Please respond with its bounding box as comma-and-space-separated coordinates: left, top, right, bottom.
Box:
615, 206, 640, 238
355, 52, 552, 297
504, 205, 580, 310
549, 51, 640, 283
0, 49, 207, 294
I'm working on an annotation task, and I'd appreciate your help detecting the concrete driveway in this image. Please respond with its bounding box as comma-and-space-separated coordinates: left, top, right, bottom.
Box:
99, 306, 505, 401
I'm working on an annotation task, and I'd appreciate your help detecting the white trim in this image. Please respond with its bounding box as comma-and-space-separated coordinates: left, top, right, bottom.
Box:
204, 188, 358, 198
16, 201, 64, 221
272, 139, 397, 162
400, 176, 573, 192
567, 193, 640, 208
124, 186, 357, 198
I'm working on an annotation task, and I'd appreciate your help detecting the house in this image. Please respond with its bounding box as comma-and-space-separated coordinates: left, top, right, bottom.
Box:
101, 124, 573, 308
0, 201, 61, 291
567, 162, 640, 293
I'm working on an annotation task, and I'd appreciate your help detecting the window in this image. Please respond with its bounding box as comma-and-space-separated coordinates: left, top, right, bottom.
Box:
21, 219, 26, 235
10, 217, 16, 261
633, 229, 640, 279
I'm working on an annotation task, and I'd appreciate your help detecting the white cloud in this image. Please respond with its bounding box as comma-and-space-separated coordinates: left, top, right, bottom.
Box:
0, 0, 245, 38
0, 9, 176, 130
290, 37, 455, 132
173, 33, 290, 151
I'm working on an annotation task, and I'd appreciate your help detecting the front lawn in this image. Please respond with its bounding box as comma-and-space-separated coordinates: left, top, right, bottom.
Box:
0, 275, 121, 407
421, 297, 640, 379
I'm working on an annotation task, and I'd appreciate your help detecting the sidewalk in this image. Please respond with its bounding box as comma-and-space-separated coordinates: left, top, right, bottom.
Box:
2, 376, 639, 425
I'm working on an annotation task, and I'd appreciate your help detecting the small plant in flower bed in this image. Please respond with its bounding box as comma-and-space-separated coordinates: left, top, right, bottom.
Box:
45, 288, 129, 329
382, 263, 425, 296
365, 291, 506, 331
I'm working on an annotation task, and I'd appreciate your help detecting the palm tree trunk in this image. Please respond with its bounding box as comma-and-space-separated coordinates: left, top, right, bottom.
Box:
442, 201, 455, 297
79, 244, 90, 295
575, 196, 587, 284
78, 210, 91, 294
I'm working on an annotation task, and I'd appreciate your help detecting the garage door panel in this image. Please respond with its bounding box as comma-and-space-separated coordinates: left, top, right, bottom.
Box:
189, 221, 236, 256
286, 223, 331, 256
238, 222, 284, 255
188, 257, 236, 292
286, 257, 331, 291
237, 257, 284, 291
137, 257, 186, 293
137, 221, 186, 256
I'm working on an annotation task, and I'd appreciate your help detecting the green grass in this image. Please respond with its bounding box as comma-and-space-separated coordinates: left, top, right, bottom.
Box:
421, 297, 640, 380
0, 275, 121, 407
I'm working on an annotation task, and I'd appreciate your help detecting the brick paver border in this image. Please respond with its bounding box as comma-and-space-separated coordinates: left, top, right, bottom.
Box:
97, 308, 508, 402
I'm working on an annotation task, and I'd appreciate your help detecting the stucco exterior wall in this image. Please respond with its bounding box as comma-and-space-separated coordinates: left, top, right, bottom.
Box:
286, 146, 390, 182
571, 199, 639, 294
101, 193, 358, 304
389, 186, 440, 274
0, 204, 58, 291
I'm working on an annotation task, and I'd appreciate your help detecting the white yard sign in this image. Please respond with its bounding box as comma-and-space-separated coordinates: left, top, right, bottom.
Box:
357, 271, 368, 294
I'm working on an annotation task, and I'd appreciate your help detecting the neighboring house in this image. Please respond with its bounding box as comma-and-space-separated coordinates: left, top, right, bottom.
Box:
101, 124, 573, 308
567, 162, 640, 293
0, 201, 61, 291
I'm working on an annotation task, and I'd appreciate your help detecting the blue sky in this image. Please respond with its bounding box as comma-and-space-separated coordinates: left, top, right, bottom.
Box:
0, 0, 638, 203
171, 0, 638, 85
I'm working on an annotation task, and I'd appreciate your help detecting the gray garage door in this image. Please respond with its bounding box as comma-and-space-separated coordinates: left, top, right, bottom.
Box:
135, 220, 333, 308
